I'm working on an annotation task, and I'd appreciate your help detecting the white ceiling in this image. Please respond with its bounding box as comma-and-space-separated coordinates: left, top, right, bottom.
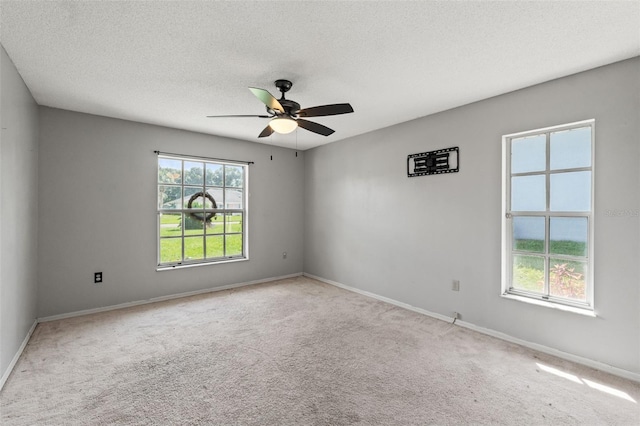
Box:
1, 1, 639, 150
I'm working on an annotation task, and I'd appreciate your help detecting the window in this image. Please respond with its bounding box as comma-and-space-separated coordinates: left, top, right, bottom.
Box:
502, 120, 594, 310
157, 154, 248, 268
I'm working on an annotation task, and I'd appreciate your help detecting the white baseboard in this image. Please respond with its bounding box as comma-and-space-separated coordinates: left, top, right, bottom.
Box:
38, 272, 303, 323
0, 319, 38, 391
304, 272, 640, 383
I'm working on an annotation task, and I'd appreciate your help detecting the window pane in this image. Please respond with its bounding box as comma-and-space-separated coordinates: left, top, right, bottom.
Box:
185, 187, 204, 209
225, 189, 243, 209
203, 190, 216, 208
184, 236, 205, 260
183, 214, 205, 235
225, 165, 244, 188
207, 214, 224, 235
511, 175, 546, 211
512, 255, 544, 293
184, 161, 204, 185
160, 238, 182, 263
206, 235, 224, 258
513, 217, 545, 253
206, 188, 223, 209
205, 163, 223, 186
550, 127, 591, 170
159, 213, 181, 237
550, 217, 587, 257
226, 234, 243, 257
225, 213, 243, 233
158, 158, 182, 184
549, 259, 586, 301
511, 135, 546, 173
550, 171, 591, 212
158, 186, 182, 209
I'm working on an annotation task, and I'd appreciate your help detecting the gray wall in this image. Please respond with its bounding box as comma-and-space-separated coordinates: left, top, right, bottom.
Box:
37, 108, 304, 317
0, 46, 39, 379
304, 58, 640, 374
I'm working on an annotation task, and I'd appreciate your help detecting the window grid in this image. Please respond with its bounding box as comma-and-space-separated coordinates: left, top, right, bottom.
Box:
503, 120, 594, 310
157, 155, 247, 268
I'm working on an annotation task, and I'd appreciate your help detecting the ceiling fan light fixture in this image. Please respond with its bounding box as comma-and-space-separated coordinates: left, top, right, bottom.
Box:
269, 117, 298, 134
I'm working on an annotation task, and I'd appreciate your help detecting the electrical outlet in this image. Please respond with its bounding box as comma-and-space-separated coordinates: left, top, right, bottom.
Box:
453, 312, 460, 319
94, 272, 102, 283
452, 280, 460, 291
283, 252, 287, 259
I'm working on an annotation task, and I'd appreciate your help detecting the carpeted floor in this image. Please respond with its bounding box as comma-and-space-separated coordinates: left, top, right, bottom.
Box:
1, 276, 639, 425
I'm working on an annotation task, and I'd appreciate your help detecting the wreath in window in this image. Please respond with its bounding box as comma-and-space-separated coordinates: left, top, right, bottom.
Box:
187, 191, 217, 222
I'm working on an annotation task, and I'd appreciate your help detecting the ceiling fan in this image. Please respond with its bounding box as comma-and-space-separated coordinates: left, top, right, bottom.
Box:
207, 79, 354, 138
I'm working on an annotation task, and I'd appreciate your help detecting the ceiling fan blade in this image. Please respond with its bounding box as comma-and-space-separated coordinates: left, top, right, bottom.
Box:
249, 87, 285, 113
207, 114, 271, 118
258, 125, 275, 138
297, 119, 335, 136
296, 103, 353, 118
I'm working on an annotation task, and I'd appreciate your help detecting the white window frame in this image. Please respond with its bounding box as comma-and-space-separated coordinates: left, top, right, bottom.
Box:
157, 153, 249, 270
501, 119, 595, 313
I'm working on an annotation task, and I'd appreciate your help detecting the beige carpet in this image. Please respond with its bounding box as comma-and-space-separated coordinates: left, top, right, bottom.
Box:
1, 276, 638, 425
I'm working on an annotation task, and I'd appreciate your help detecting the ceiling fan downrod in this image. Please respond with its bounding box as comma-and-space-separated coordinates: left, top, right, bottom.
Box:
274, 79, 293, 98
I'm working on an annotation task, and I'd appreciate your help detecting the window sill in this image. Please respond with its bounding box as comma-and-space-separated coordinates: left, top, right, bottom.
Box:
501, 293, 596, 317
156, 257, 247, 271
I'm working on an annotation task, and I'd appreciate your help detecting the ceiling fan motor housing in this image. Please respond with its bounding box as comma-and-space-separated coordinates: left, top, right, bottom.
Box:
272, 99, 300, 117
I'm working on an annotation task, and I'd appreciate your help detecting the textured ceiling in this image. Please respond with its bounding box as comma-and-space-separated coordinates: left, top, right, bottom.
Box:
1, 1, 639, 150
